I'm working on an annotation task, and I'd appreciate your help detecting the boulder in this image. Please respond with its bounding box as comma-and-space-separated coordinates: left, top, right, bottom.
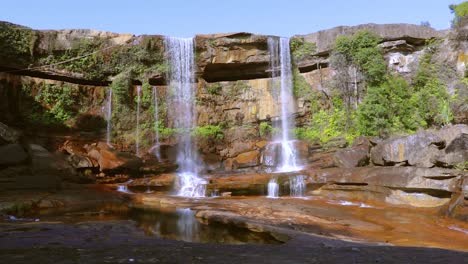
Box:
67, 154, 98, 169
0, 144, 28, 166
436, 134, 468, 167
128, 173, 175, 187
333, 137, 370, 168
220, 141, 255, 158
370, 131, 444, 167
233, 150, 260, 168
436, 124, 468, 145
0, 122, 20, 145
309, 167, 465, 194
89, 142, 143, 173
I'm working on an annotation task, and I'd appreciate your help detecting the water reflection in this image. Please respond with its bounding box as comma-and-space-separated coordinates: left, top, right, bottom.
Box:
131, 207, 281, 244
33, 204, 282, 245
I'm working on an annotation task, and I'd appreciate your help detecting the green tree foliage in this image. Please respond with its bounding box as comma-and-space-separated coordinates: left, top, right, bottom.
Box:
21, 83, 79, 126
111, 72, 132, 107
206, 83, 222, 95
192, 125, 224, 140
356, 76, 418, 136
450, 2, 468, 26
0, 22, 37, 62
290, 37, 317, 61
295, 108, 352, 144
259, 121, 273, 137
334, 30, 386, 85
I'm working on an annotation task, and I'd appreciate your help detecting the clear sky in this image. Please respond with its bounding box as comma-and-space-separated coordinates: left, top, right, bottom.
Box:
1, 0, 464, 37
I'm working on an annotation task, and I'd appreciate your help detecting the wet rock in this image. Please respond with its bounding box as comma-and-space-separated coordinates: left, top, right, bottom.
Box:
385, 190, 450, 207
128, 173, 175, 187
201, 153, 222, 172
0, 122, 21, 145
233, 150, 260, 168
208, 172, 270, 190
223, 158, 235, 171
67, 154, 98, 169
309, 167, 465, 194
370, 131, 444, 167
0, 144, 28, 166
220, 141, 255, 158
88, 143, 143, 173
333, 137, 370, 168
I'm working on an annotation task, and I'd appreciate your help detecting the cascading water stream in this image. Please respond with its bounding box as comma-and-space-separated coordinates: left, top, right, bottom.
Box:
106, 87, 113, 146
268, 37, 301, 173
289, 175, 306, 197
165, 37, 206, 197
153, 86, 161, 160
267, 178, 279, 198
135, 85, 141, 156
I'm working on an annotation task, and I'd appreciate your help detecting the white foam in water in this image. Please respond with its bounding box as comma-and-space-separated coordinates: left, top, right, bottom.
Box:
328, 200, 374, 208
448, 226, 468, 235
177, 172, 207, 197
165, 37, 206, 198
267, 178, 279, 198
117, 185, 133, 194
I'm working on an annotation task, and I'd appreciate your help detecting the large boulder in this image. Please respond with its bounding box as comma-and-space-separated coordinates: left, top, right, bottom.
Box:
436, 134, 468, 167
435, 125, 468, 167
88, 142, 143, 173
0, 122, 21, 145
333, 137, 370, 168
233, 150, 260, 168
0, 144, 28, 166
370, 131, 444, 167
309, 167, 466, 194
67, 154, 98, 169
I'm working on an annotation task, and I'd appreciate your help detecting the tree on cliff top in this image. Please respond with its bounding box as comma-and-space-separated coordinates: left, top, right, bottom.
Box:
450, 2, 468, 26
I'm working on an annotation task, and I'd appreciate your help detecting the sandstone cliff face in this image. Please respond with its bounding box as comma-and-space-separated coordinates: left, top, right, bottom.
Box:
0, 21, 466, 168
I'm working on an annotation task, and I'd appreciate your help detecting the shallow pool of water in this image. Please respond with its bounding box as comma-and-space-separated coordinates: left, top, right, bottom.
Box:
10, 204, 283, 245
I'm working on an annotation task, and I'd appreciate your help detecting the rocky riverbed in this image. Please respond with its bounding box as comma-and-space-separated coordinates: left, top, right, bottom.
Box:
1, 184, 467, 263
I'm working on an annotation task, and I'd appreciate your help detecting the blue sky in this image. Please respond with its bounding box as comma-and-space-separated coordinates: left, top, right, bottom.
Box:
1, 0, 463, 37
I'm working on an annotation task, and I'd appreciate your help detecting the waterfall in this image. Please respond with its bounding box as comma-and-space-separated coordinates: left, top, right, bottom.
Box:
289, 175, 306, 197
267, 178, 279, 198
268, 37, 301, 172
153, 86, 161, 160
106, 87, 112, 146
135, 85, 141, 156
165, 37, 206, 197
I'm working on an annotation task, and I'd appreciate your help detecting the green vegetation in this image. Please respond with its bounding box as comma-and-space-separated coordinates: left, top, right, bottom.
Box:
297, 29, 455, 144
356, 76, 417, 136
334, 30, 386, 85
450, 2, 468, 26
20, 83, 79, 126
206, 83, 222, 95
38, 35, 167, 81
192, 125, 224, 140
0, 22, 37, 63
290, 37, 317, 61
259, 121, 273, 137
292, 68, 312, 98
